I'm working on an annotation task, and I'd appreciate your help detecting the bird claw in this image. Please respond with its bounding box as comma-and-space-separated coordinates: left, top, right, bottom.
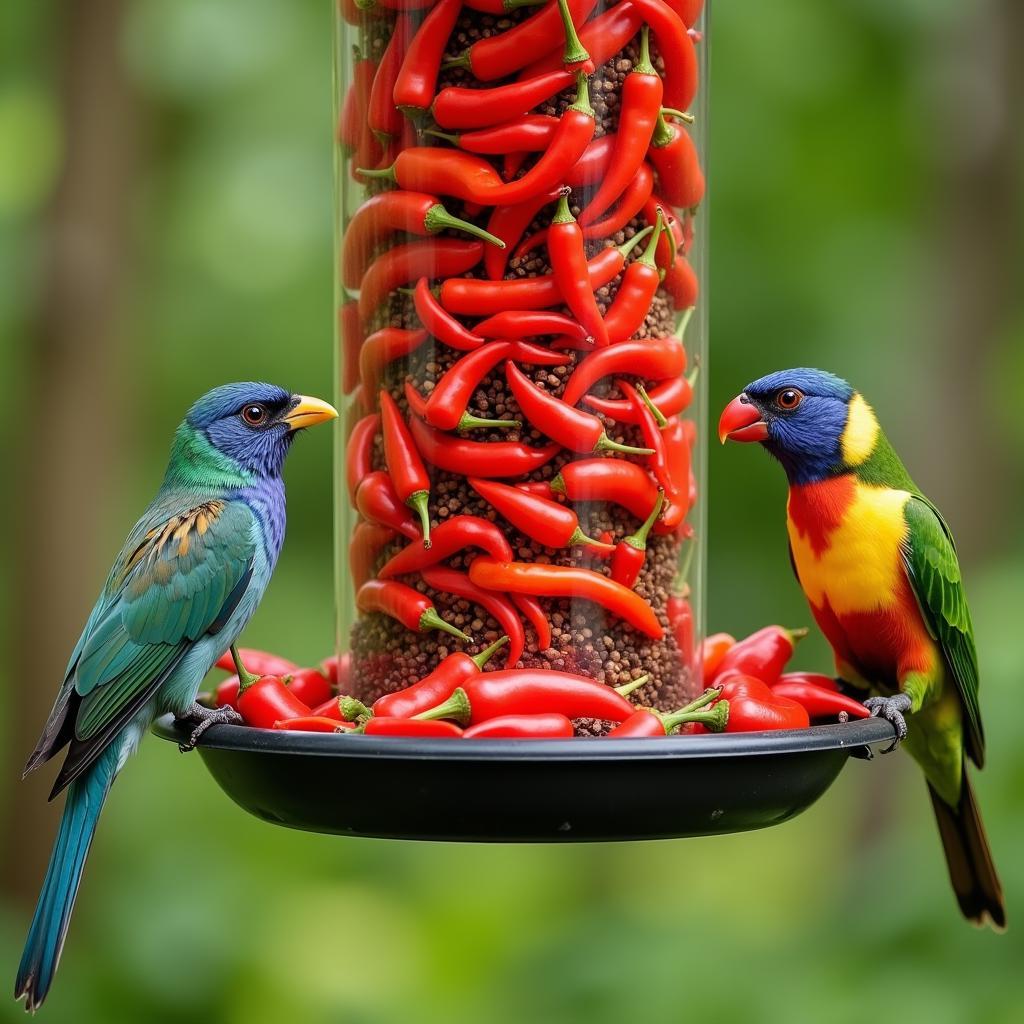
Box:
863, 693, 912, 753
175, 702, 242, 753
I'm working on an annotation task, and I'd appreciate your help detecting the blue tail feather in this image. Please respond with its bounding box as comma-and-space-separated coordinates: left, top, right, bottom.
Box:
15, 745, 118, 1012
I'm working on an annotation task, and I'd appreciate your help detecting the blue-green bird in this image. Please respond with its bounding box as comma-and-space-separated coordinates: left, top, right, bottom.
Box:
720, 368, 1004, 928
15, 383, 337, 1010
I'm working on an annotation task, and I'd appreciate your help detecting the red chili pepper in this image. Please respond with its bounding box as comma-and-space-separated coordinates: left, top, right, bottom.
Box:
546, 188, 609, 346
663, 253, 698, 309
420, 565, 525, 668
701, 633, 735, 678
483, 73, 595, 207
519, 2, 642, 79
550, 459, 663, 524
505, 362, 652, 456
563, 134, 617, 189
409, 415, 561, 477
470, 477, 612, 552
514, 164, 656, 260
350, 520, 397, 591
339, 299, 363, 395
674, 0, 704, 27
667, 589, 694, 665
579, 28, 664, 229
483, 188, 561, 280
562, 337, 685, 407
441, 230, 650, 315
472, 310, 590, 346
425, 115, 559, 155
214, 648, 299, 676
355, 471, 422, 541
463, 669, 636, 724
644, 193, 684, 267
379, 514, 514, 579
368, 13, 415, 141
360, 148, 505, 203
712, 626, 807, 686
379, 390, 433, 545
423, 341, 566, 431
357, 579, 472, 641
411, 276, 483, 352
237, 675, 311, 730
715, 675, 809, 732
510, 593, 552, 650
605, 215, 667, 343
310, 696, 343, 720
630, 0, 698, 112
610, 490, 664, 587
363, 717, 464, 737
347, 48, 383, 178
617, 380, 675, 499
583, 375, 692, 424
358, 239, 483, 320
339, 46, 367, 154
606, 689, 727, 736
446, 0, 599, 81
432, 68, 580, 131
661, 415, 692, 505
393, 0, 462, 114
213, 674, 241, 711
360, 328, 428, 401
319, 652, 352, 689
273, 715, 354, 733
469, 558, 663, 639
346, 414, 380, 508
775, 671, 840, 694
464, 0, 546, 14
372, 635, 510, 719
284, 668, 333, 708
463, 713, 575, 738
342, 191, 504, 290
770, 680, 870, 720
649, 114, 705, 209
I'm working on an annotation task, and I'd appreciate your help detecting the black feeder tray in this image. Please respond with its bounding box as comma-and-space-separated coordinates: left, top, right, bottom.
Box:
153, 715, 896, 842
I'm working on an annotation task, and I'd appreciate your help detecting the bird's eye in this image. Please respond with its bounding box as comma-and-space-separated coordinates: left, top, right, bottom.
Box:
776, 388, 803, 411
241, 404, 267, 426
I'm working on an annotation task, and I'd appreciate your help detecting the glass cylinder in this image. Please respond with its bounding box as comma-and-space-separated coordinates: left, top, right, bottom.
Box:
334, 0, 708, 717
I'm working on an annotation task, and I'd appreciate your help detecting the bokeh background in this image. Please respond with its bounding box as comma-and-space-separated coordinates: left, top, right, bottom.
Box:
2, 0, 1023, 1020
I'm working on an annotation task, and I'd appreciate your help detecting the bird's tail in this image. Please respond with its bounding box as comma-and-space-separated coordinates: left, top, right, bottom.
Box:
15, 745, 118, 1011
928, 774, 1006, 930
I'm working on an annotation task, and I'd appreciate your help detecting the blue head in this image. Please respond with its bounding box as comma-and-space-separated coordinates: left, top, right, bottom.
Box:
719, 369, 878, 485
181, 382, 337, 479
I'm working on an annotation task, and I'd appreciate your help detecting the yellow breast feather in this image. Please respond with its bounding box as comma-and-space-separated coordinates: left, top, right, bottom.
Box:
788, 483, 911, 615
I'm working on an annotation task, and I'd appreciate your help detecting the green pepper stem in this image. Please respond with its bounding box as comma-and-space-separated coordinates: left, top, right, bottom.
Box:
595, 434, 655, 457
635, 25, 656, 76
407, 491, 432, 549
472, 635, 510, 670
419, 607, 471, 642
651, 112, 674, 150
356, 163, 397, 181
660, 698, 729, 734
414, 687, 471, 726
549, 473, 566, 495
614, 674, 650, 698
557, 0, 591, 68
568, 71, 594, 117
231, 644, 260, 692
636, 383, 668, 427
441, 52, 472, 72
340, 696, 372, 723
551, 187, 575, 225
567, 526, 615, 552
616, 224, 655, 257
422, 128, 460, 145
636, 208, 664, 269
457, 412, 521, 431
424, 204, 506, 248
506, 0, 546, 8
678, 305, 694, 339
623, 490, 664, 551
661, 107, 696, 124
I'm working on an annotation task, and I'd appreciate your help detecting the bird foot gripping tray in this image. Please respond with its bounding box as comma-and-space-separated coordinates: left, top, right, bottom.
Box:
150, 1, 902, 842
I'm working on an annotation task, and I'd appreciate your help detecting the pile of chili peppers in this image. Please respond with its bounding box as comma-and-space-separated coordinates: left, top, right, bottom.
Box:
202, 625, 869, 738
339, 0, 708, 708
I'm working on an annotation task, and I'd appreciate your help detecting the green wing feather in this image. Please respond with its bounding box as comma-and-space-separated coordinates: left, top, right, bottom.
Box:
30, 495, 257, 795
901, 496, 984, 767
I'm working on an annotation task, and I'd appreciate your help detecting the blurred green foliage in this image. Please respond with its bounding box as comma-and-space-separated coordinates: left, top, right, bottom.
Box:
1, 0, 1022, 1021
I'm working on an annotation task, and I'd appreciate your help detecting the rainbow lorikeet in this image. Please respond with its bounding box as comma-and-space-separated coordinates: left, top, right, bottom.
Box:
719, 368, 1004, 929
15, 383, 337, 1010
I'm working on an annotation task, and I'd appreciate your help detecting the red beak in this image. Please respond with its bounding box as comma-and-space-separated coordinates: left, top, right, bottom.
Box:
718, 394, 769, 444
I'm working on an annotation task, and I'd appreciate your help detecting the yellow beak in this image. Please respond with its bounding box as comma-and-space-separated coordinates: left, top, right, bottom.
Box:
283, 395, 338, 431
